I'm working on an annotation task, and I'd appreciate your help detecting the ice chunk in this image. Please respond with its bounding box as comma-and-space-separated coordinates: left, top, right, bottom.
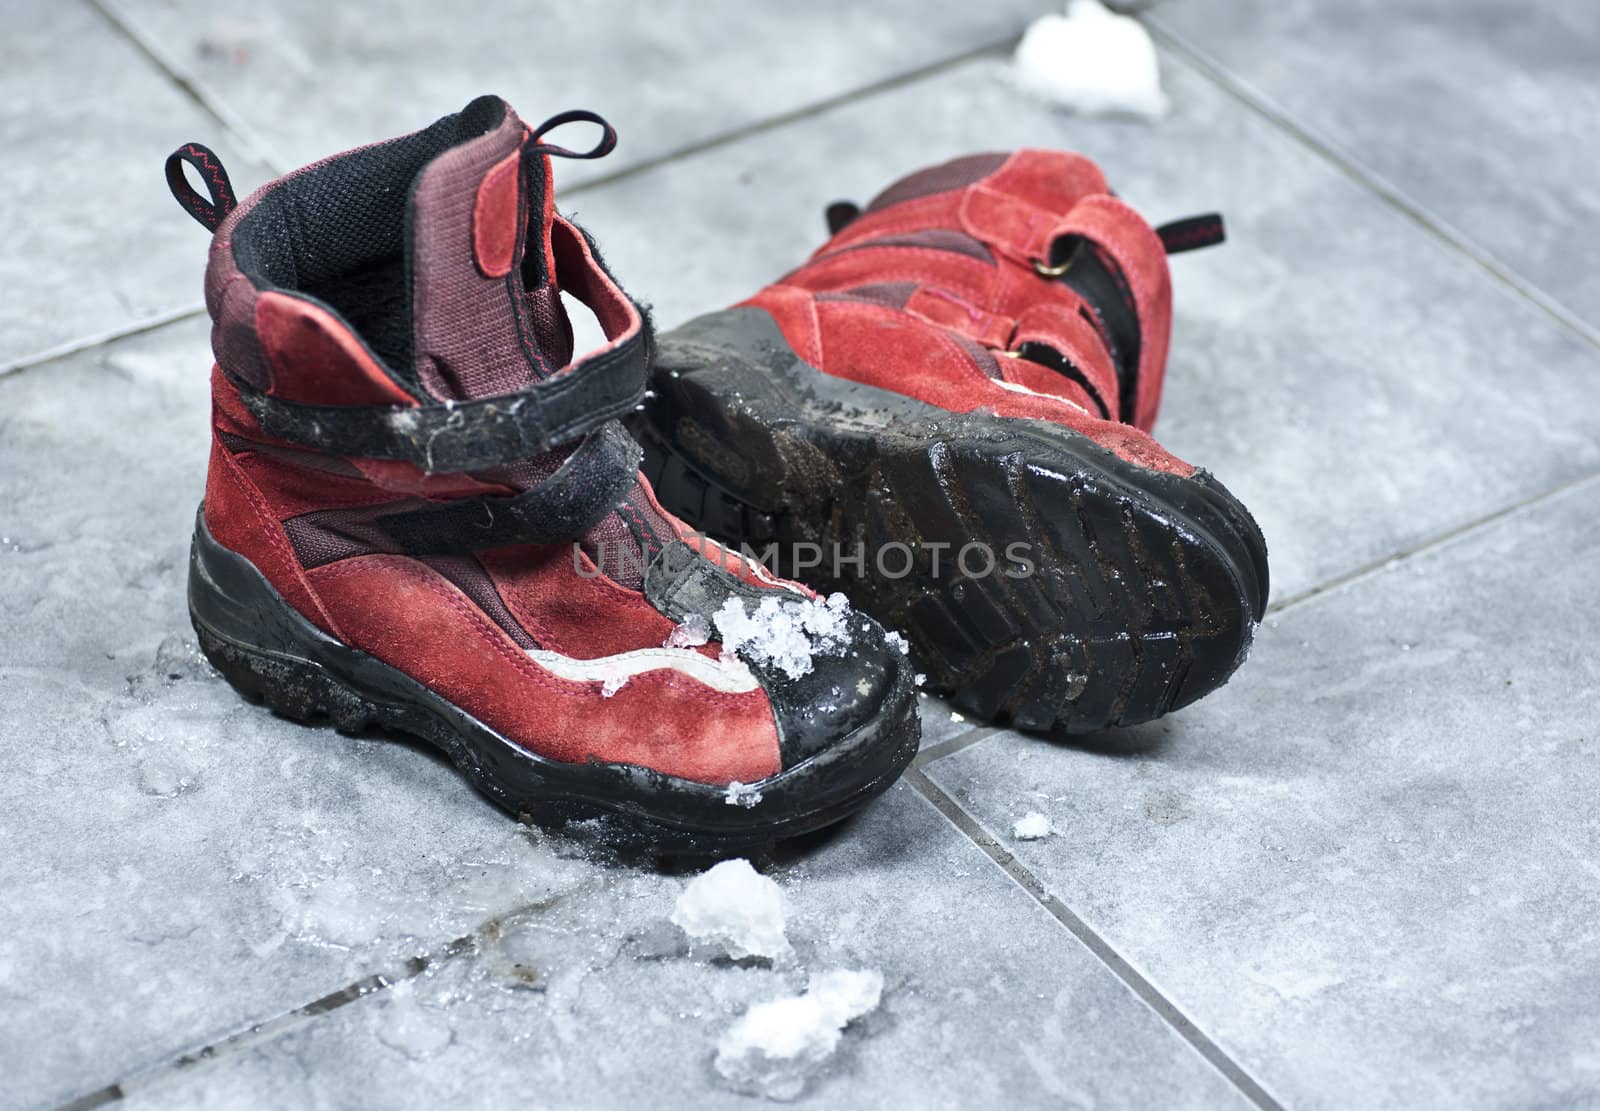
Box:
712, 592, 853, 680
671, 858, 789, 960
1012, 811, 1053, 840
1011, 0, 1168, 119
600, 673, 628, 698
714, 969, 885, 1100
725, 781, 764, 809
137, 758, 196, 799
632, 918, 689, 961
375, 979, 454, 1061
884, 630, 910, 655
665, 612, 712, 649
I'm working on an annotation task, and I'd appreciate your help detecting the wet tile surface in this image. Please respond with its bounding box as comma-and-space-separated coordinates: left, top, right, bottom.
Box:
1155, 0, 1600, 330
6, 4, 1600, 1108
0, 323, 1226, 1108
0, 2, 270, 371
923, 478, 1600, 1109
121, 785, 1250, 1111
104, 0, 1041, 177
0, 322, 605, 1106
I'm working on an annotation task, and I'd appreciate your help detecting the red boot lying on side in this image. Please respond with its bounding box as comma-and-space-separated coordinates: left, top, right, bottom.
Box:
634, 150, 1268, 733
166, 96, 918, 851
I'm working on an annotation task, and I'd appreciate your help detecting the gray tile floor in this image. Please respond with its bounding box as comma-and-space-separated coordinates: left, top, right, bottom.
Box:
3, 2, 1597, 1108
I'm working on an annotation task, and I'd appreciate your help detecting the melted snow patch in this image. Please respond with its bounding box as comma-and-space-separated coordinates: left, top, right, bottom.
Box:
713, 592, 853, 680
665, 612, 712, 649
1013, 811, 1054, 840
1012, 0, 1168, 119
671, 859, 789, 960
714, 969, 884, 1101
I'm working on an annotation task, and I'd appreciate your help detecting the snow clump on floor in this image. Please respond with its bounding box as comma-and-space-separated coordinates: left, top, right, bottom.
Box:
1013, 811, 1054, 840
713, 592, 853, 680
1011, 0, 1168, 119
714, 969, 885, 1100
670, 858, 790, 960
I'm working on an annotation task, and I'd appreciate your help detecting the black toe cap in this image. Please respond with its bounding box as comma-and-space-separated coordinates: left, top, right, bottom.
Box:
747, 610, 907, 769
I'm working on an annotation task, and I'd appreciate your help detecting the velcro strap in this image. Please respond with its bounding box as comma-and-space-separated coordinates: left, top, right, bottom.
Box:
904, 286, 1014, 349
371, 421, 642, 554
1044, 195, 1167, 332
231, 324, 649, 473
958, 185, 1057, 264
1010, 302, 1120, 418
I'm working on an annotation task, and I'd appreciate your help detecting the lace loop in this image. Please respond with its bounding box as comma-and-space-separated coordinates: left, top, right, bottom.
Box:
528, 110, 618, 161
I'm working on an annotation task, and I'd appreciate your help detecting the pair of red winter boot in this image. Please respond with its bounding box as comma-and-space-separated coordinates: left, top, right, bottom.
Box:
167, 96, 1265, 850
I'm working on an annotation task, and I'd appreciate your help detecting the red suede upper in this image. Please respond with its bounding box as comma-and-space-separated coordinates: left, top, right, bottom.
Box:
198, 103, 796, 786
740, 149, 1195, 477
206, 370, 788, 785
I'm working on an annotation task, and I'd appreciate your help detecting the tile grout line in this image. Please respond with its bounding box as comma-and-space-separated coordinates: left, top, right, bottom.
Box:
1136, 16, 1600, 615
0, 305, 207, 380
7, 22, 1019, 384
561, 36, 1020, 198
85, 0, 283, 172
1266, 467, 1600, 618
51, 909, 524, 1110
49, 3, 1594, 604
67, 3, 1600, 375
53, 965, 415, 1111
1144, 15, 1600, 357
903, 477, 1600, 1110
24, 22, 1575, 1106
17, 33, 1040, 1103
910, 723, 999, 769
66, 756, 1288, 1111
902, 765, 1286, 1111
91, 0, 1017, 197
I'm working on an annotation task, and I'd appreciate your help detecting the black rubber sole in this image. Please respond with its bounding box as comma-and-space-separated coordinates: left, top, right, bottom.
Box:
188, 510, 920, 855
629, 307, 1270, 734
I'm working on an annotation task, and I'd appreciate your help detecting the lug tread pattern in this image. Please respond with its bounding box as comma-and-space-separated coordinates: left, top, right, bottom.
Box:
633, 330, 1267, 734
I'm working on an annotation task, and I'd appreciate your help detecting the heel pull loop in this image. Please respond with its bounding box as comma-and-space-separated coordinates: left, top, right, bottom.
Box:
825, 201, 860, 236
528, 110, 617, 161
165, 143, 238, 233
1155, 213, 1226, 255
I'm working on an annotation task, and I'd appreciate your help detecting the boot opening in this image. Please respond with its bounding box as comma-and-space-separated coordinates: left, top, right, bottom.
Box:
228, 95, 508, 372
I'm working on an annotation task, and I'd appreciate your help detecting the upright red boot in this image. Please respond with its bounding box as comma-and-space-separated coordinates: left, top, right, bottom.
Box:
633, 150, 1268, 733
166, 97, 918, 850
